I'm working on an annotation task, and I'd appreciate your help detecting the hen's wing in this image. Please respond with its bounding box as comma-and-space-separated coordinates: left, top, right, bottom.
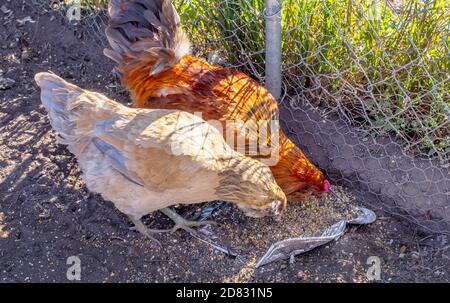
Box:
90, 110, 232, 193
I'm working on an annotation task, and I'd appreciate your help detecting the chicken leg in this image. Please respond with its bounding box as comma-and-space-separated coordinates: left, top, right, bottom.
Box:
128, 215, 163, 246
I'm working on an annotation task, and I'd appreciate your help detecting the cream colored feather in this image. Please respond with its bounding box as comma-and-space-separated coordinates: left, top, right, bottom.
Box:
35, 72, 286, 227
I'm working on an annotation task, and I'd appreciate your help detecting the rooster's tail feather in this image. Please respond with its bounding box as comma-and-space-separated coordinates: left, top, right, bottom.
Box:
104, 0, 190, 74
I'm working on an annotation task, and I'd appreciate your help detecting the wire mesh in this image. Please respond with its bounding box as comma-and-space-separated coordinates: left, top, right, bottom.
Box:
177, 0, 447, 158
38, 0, 449, 233
174, 0, 449, 233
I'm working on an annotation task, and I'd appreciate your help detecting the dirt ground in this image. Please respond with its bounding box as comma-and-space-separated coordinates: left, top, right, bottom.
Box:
0, 1, 449, 282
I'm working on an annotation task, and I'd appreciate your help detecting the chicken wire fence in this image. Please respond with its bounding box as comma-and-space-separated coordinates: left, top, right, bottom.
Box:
35, 0, 449, 234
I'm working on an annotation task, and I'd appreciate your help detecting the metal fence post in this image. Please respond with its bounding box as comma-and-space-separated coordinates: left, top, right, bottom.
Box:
265, 0, 282, 99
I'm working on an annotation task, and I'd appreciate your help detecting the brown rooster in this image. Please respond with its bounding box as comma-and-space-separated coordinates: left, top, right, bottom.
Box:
104, 0, 330, 200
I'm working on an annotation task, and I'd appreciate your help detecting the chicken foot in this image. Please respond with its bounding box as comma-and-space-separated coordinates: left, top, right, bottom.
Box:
129, 208, 215, 240
159, 208, 216, 234
129, 209, 237, 257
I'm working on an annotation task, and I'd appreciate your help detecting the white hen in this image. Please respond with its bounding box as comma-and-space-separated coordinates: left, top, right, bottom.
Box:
35, 72, 286, 241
